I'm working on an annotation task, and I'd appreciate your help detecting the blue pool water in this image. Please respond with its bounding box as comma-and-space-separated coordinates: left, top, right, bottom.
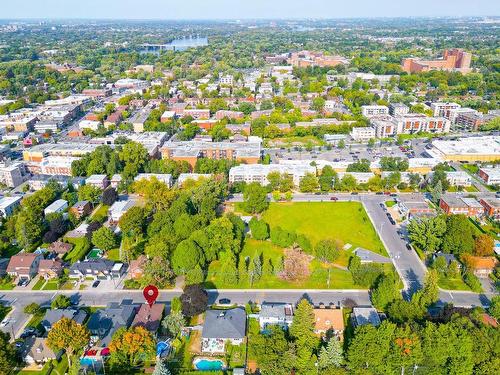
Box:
194, 359, 225, 371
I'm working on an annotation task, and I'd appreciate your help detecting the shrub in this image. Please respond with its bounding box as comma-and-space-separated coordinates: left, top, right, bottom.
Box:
270, 226, 296, 248
249, 218, 269, 240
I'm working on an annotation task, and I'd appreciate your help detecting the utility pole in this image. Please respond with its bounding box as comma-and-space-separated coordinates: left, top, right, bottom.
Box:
327, 268, 331, 288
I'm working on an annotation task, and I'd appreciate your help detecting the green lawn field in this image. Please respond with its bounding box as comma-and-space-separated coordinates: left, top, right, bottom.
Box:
262, 202, 387, 256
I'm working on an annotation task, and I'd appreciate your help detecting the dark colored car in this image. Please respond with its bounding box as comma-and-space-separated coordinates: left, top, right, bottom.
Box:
218, 298, 231, 305
92, 280, 100, 288
406, 243, 413, 251
330, 197, 338, 201
351, 192, 359, 195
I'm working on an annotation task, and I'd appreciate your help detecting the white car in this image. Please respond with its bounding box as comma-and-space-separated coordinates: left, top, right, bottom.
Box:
0, 319, 9, 327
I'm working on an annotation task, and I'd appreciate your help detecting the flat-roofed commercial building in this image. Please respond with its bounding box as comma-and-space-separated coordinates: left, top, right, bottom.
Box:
429, 136, 500, 162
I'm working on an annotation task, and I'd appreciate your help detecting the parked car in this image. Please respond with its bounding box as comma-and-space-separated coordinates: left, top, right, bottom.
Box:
92, 280, 100, 288
406, 243, 413, 251
17, 278, 29, 287
351, 192, 359, 195
218, 298, 231, 305
330, 197, 339, 201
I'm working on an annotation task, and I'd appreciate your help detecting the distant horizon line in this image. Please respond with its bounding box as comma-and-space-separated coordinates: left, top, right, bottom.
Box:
1, 15, 499, 22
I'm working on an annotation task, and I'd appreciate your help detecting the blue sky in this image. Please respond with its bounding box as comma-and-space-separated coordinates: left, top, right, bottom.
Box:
2, 0, 498, 19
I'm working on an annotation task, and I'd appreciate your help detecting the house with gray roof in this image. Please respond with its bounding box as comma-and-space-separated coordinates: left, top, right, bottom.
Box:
352, 307, 381, 327
69, 259, 125, 280
259, 302, 294, 330
201, 308, 246, 353
86, 302, 136, 347
41, 309, 87, 332
353, 248, 391, 264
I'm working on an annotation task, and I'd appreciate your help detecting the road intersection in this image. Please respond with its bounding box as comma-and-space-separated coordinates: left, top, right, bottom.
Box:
1, 192, 497, 340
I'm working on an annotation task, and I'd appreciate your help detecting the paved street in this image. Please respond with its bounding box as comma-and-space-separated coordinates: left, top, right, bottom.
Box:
1, 191, 497, 340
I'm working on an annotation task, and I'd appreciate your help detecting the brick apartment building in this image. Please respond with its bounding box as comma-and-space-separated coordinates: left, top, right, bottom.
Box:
439, 196, 484, 217
402, 49, 472, 74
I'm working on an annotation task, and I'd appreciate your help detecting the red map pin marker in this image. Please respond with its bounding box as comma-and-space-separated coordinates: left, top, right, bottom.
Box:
143, 285, 159, 307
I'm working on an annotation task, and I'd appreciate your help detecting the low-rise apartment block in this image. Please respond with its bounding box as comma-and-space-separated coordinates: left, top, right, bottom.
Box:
431, 102, 461, 118
161, 138, 262, 168
361, 105, 389, 118
229, 164, 316, 187
439, 196, 484, 217
478, 168, 500, 186
351, 127, 376, 142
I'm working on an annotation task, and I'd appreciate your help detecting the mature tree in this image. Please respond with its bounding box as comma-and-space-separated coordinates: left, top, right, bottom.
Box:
185, 265, 205, 285
91, 226, 117, 251
318, 337, 343, 369
24, 303, 41, 315
47, 317, 90, 367
77, 184, 102, 203
442, 215, 475, 256
347, 321, 395, 373
388, 325, 423, 374
249, 325, 296, 375
0, 331, 16, 373
280, 248, 311, 281
119, 206, 146, 238
43, 230, 59, 244
299, 172, 319, 193
142, 257, 174, 287
102, 187, 118, 206
249, 218, 269, 240
371, 273, 401, 311
153, 359, 171, 375
203, 216, 240, 261
290, 299, 318, 372
15, 210, 45, 250
296, 234, 312, 253
474, 234, 494, 256
270, 227, 296, 248
347, 159, 371, 173
109, 326, 155, 367
51, 295, 71, 309
118, 142, 149, 179
489, 295, 500, 320
219, 251, 239, 286
339, 174, 358, 191
380, 157, 409, 172
315, 239, 341, 263
180, 284, 208, 317
172, 239, 205, 274
243, 182, 268, 214
267, 171, 281, 191
161, 310, 185, 338
49, 215, 68, 236
407, 216, 447, 254
319, 166, 337, 192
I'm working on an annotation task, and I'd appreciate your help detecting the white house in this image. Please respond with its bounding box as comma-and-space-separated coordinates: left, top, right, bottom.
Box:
44, 199, 68, 216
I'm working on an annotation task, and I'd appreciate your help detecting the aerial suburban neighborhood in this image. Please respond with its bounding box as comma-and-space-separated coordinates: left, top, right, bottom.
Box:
0, 1, 498, 374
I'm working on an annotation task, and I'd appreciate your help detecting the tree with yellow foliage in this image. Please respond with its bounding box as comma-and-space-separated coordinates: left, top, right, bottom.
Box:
109, 326, 155, 367
47, 317, 90, 367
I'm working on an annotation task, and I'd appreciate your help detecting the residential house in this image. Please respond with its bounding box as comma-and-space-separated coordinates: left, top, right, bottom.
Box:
131, 304, 164, 334
69, 259, 125, 280
352, 307, 381, 327
134, 173, 173, 188
110, 174, 123, 189
6, 253, 42, 280
313, 307, 344, 338
467, 256, 498, 278
69, 200, 92, 219
38, 259, 64, 280
87, 302, 137, 346
43, 199, 68, 216
201, 308, 246, 354
41, 309, 87, 332
86, 174, 109, 189
21, 337, 62, 365
259, 302, 294, 330
48, 241, 73, 258
109, 199, 135, 223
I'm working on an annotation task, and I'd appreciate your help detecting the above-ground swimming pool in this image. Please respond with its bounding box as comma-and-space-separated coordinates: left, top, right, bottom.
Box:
193, 358, 225, 371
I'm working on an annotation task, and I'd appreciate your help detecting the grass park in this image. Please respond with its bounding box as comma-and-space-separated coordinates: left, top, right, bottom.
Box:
208, 202, 390, 289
